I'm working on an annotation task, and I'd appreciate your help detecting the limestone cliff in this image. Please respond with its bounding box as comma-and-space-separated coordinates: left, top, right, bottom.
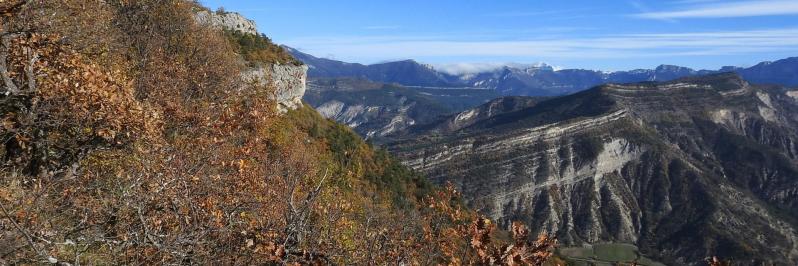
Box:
243, 64, 309, 112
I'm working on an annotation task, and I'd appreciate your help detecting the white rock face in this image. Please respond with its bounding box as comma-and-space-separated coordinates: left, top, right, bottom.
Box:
379, 115, 415, 136
195, 10, 258, 35
454, 109, 479, 123
243, 64, 309, 112
759, 106, 778, 122
754, 92, 779, 122
312, 97, 420, 139
710, 109, 749, 131
757, 92, 775, 108
316, 100, 345, 118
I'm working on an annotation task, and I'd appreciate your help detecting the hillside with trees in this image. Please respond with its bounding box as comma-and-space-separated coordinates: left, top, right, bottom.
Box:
0, 1, 555, 264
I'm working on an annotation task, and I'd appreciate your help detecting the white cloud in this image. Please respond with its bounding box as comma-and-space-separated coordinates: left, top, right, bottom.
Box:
433, 62, 551, 75
432, 63, 506, 75
635, 0, 798, 19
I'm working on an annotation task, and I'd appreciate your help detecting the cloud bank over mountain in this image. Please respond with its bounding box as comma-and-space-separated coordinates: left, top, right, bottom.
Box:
432, 62, 559, 75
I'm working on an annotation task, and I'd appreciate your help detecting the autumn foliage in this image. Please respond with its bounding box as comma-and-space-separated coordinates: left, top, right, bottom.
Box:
707, 256, 731, 266
418, 183, 557, 265
1, 1, 556, 265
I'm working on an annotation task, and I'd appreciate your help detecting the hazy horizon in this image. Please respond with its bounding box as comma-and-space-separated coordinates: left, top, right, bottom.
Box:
200, 0, 798, 71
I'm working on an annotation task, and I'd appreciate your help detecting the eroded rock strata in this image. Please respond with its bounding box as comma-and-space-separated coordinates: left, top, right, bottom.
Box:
389, 73, 798, 265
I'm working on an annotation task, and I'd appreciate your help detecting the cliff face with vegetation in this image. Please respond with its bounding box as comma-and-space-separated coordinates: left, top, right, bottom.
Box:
390, 74, 798, 265
195, 6, 307, 112
0, 1, 554, 265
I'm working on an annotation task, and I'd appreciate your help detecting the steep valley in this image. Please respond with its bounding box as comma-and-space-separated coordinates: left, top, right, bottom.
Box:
5, 1, 798, 265
388, 73, 798, 264
304, 77, 503, 139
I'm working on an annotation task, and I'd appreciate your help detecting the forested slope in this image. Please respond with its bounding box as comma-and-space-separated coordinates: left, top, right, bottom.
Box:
0, 1, 554, 264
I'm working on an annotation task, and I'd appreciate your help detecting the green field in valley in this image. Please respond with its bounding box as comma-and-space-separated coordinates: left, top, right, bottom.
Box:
558, 243, 666, 266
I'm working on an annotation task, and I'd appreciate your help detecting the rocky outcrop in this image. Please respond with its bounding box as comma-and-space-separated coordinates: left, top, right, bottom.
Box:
194, 10, 257, 35
243, 64, 309, 112
194, 10, 308, 112
388, 73, 798, 265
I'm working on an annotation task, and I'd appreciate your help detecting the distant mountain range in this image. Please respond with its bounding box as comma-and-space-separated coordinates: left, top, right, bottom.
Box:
286, 46, 798, 96
285, 46, 454, 87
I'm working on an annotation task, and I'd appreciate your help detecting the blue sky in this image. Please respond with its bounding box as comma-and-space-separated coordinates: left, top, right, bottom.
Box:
199, 0, 798, 72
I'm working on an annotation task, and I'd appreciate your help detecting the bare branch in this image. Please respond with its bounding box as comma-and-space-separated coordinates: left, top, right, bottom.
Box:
0, 198, 42, 258
136, 206, 163, 250
0, 36, 19, 95
23, 46, 36, 93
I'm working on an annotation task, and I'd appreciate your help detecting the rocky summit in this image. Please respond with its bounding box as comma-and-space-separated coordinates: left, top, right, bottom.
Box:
388, 73, 798, 265
194, 10, 258, 35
